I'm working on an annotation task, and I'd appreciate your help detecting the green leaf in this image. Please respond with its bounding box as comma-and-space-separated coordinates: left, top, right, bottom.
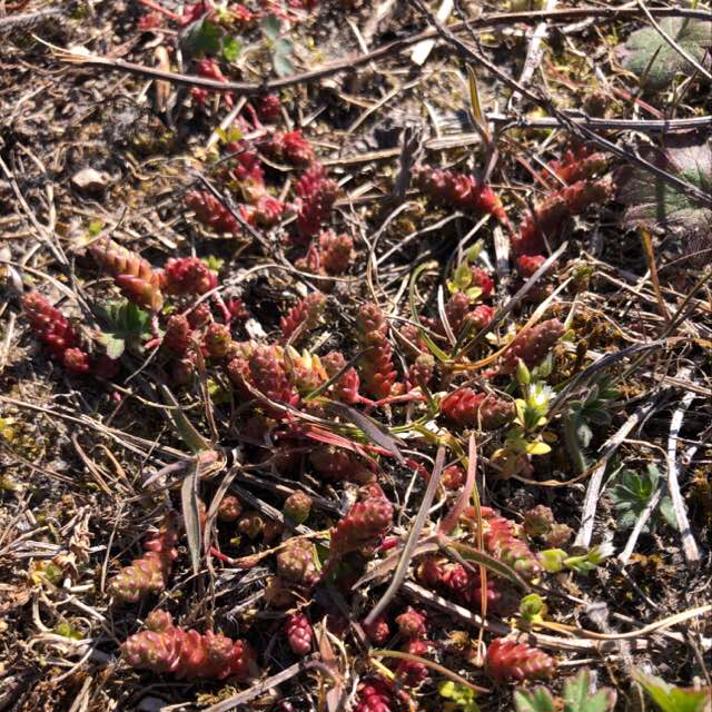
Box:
439, 680, 457, 699
260, 15, 282, 41
618, 17, 711, 91
607, 464, 672, 533
160, 384, 212, 454
520, 593, 545, 622
539, 548, 567, 573
633, 670, 710, 712
272, 38, 294, 77
618, 136, 712, 250
659, 496, 677, 530
96, 299, 151, 358
514, 688, 556, 712
465, 241, 483, 263
564, 669, 617, 712
526, 441, 551, 455
222, 35, 242, 62
260, 14, 281, 40
438, 680, 480, 711
102, 334, 126, 360
181, 17, 223, 58
452, 262, 473, 291
216, 126, 243, 144
577, 422, 593, 449
516, 359, 531, 386
203, 254, 225, 272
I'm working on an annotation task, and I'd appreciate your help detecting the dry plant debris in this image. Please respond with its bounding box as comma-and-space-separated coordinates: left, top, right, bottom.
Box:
1, 1, 712, 711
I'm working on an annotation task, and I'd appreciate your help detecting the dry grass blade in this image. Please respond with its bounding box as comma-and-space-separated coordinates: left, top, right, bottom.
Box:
438, 433, 476, 536
371, 649, 490, 693
159, 384, 212, 454
181, 460, 203, 576
446, 541, 531, 592
203, 657, 322, 712
363, 445, 446, 626
665, 380, 700, 565
326, 402, 406, 464
467, 64, 491, 145
640, 227, 671, 323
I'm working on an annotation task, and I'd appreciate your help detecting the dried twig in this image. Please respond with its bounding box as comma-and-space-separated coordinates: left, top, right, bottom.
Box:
665, 375, 700, 566
575, 396, 661, 549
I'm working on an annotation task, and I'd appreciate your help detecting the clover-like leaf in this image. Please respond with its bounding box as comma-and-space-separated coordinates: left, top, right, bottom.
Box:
618, 137, 712, 256
563, 668, 617, 712
617, 17, 712, 91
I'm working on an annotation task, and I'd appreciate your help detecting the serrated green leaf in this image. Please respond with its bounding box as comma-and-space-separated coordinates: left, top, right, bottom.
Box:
634, 670, 710, 712
608, 464, 672, 533
618, 18, 712, 91
564, 669, 616, 712
514, 687, 556, 712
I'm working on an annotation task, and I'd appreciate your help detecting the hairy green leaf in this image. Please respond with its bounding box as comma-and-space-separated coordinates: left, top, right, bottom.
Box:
272, 38, 294, 77
618, 17, 712, 91
618, 137, 712, 256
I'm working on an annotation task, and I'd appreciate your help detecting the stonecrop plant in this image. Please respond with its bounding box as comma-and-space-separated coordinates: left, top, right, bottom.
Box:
9, 1, 711, 710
